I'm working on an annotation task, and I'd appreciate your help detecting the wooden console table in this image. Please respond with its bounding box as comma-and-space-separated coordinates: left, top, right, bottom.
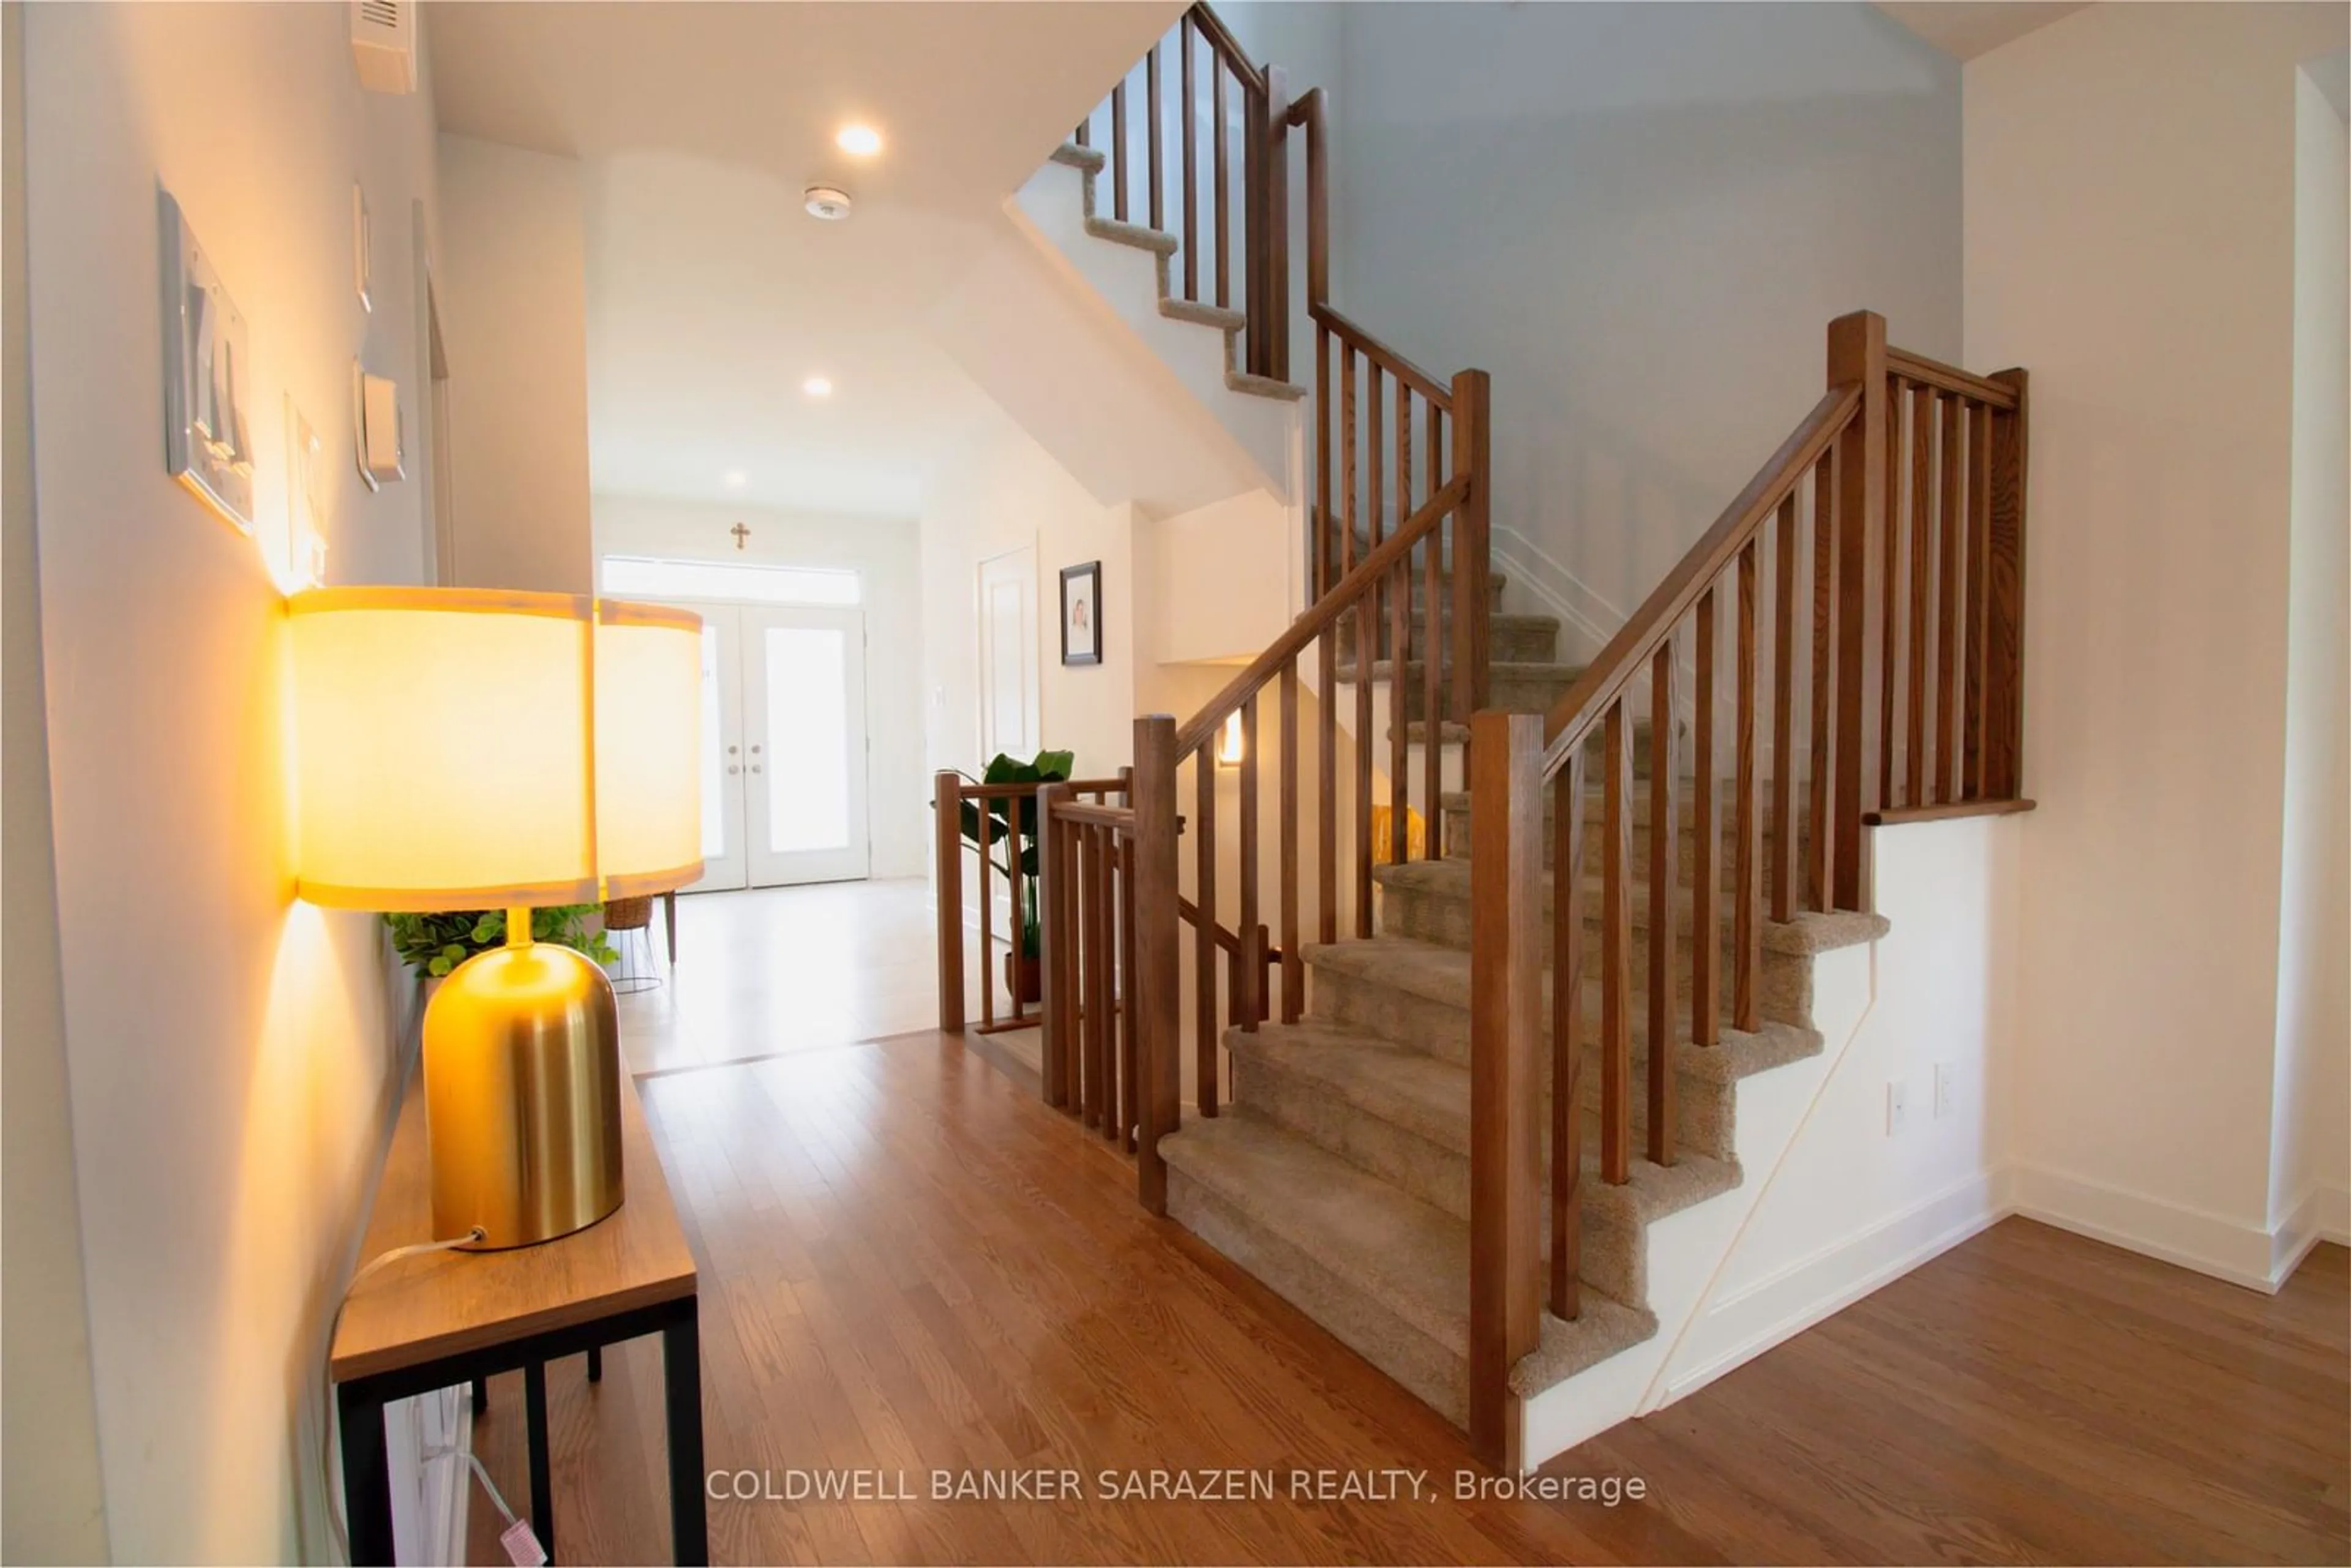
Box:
331, 1064, 705, 1564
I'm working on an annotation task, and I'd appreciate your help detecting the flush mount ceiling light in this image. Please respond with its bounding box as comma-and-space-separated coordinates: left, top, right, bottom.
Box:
801, 376, 834, 399
803, 186, 852, 221
834, 124, 883, 157
723, 470, 746, 488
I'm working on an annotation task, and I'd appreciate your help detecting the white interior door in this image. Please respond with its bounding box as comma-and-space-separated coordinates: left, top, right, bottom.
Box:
977, 546, 1040, 764
744, 605, 870, 887
685, 606, 749, 892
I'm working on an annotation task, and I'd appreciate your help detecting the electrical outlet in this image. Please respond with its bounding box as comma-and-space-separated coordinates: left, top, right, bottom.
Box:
1886, 1079, 1910, 1137
1933, 1062, 1955, 1120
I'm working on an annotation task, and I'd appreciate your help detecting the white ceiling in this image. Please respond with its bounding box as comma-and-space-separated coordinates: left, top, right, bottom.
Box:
428, 1, 1182, 517
1874, 2, 2091, 62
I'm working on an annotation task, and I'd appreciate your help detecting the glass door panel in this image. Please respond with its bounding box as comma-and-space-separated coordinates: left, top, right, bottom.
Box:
744, 606, 869, 886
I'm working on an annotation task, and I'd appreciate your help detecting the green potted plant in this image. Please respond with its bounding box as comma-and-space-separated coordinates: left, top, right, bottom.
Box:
384, 906, 618, 985
954, 748, 1073, 1005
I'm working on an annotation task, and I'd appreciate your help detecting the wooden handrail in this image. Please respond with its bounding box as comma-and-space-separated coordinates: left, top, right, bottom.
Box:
1177, 895, 1279, 961
1185, 1, 1265, 96
1310, 304, 1453, 409
1173, 474, 1470, 757
1053, 800, 1135, 831
952, 777, 1128, 801
1886, 348, 2018, 411
1537, 383, 1861, 774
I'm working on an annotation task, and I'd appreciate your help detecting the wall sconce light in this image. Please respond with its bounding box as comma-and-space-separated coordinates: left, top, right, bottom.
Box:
1216, 709, 1245, 768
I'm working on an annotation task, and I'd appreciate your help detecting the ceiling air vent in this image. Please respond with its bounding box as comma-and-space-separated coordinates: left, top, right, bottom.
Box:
351, 0, 418, 95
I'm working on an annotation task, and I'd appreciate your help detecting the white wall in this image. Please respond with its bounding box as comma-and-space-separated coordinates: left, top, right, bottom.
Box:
1331, 1, 1962, 645
438, 133, 593, 593
593, 493, 929, 879
1, 3, 109, 1558
17, 2, 444, 1558
2273, 60, 2350, 1241
1968, 1, 2350, 1286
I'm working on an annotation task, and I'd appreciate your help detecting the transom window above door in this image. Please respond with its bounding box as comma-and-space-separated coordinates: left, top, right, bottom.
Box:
599, 555, 861, 606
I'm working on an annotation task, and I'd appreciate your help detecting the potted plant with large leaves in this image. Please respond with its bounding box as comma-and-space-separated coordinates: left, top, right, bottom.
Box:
384, 906, 618, 988
951, 748, 1073, 1005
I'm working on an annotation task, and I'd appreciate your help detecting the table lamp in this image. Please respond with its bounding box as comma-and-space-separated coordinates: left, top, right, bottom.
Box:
290, 588, 703, 1249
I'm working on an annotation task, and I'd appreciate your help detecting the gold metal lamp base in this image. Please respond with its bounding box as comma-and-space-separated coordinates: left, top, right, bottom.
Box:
422, 909, 624, 1248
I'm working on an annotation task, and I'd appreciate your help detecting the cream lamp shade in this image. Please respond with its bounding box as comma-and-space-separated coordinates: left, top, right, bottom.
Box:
594, 599, 706, 898
288, 587, 703, 908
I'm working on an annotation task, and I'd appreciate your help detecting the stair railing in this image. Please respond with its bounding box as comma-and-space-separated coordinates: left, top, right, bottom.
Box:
1076, 4, 1288, 380
1463, 310, 2032, 1467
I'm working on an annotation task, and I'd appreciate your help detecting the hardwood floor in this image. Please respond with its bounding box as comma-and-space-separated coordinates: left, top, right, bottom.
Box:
464, 1018, 2348, 1566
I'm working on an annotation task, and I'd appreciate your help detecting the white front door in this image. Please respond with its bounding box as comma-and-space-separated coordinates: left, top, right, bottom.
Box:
743, 604, 871, 887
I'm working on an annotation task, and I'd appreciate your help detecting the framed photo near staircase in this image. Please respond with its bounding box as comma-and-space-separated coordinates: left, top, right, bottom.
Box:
1059, 560, 1101, 666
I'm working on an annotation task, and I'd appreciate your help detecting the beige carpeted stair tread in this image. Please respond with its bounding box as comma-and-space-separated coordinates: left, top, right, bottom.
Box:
1052, 141, 1108, 173
1084, 215, 1179, 255
1226, 370, 1307, 400
1224, 1021, 1741, 1229
1374, 857, 1890, 956
1303, 936, 1822, 1082
1160, 1113, 1474, 1349
1334, 656, 1584, 686
1161, 296, 1247, 331
1514, 1298, 1661, 1400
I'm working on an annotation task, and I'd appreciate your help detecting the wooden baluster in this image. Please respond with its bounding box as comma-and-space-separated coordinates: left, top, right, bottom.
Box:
1907, 382, 1934, 806
1005, 795, 1027, 1026
1120, 831, 1138, 1150
1467, 711, 1542, 1471
1072, 822, 1092, 1123
1646, 644, 1678, 1168
935, 772, 965, 1033
1318, 617, 1338, 947
1315, 325, 1332, 596
1881, 375, 1905, 810
1389, 384, 1411, 865
1103, 830, 1122, 1146
1552, 749, 1588, 1320
1807, 446, 1840, 912
1111, 79, 1129, 223
1965, 399, 1992, 797
1238, 694, 1261, 1029
1984, 371, 2029, 799
1134, 715, 1182, 1214
1280, 662, 1303, 1022
1180, 18, 1196, 301
1212, 59, 1228, 309
1146, 42, 1163, 234
1692, 587, 1719, 1048
1261, 65, 1289, 384
1092, 823, 1114, 1128
1770, 492, 1798, 923
1349, 354, 1374, 937
1423, 402, 1445, 859
1037, 786, 1068, 1106
1602, 702, 1633, 1184
1828, 311, 1886, 913
1937, 391, 1964, 802
1734, 542, 1762, 1033
1196, 749, 1218, 1114
977, 784, 996, 1032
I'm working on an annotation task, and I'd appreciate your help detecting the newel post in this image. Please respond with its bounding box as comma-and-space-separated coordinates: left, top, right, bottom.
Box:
1826, 312, 1886, 912
1468, 710, 1542, 1471
1036, 782, 1073, 1109
1131, 716, 1183, 1214
936, 771, 966, 1033
1450, 369, 1494, 728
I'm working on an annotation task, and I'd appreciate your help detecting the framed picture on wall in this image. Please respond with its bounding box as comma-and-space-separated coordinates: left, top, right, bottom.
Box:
1059, 560, 1101, 666
158, 189, 255, 535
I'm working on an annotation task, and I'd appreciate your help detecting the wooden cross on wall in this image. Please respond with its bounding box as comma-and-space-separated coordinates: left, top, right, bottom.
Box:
730, 522, 750, 551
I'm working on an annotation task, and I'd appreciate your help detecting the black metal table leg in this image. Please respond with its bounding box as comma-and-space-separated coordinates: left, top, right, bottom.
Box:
337, 1381, 396, 1566
524, 1358, 555, 1562
586, 1344, 602, 1382
662, 1298, 708, 1565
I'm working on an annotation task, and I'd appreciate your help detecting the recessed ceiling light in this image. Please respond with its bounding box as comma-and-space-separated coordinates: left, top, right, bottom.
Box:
835, 124, 883, 157
802, 376, 833, 399
723, 470, 746, 488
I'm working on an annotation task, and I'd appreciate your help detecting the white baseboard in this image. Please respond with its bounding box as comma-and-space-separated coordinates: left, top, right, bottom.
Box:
2006, 1161, 2327, 1294
1660, 1169, 2004, 1405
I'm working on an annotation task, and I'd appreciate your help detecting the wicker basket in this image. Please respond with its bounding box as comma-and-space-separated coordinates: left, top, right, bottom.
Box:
602, 895, 654, 931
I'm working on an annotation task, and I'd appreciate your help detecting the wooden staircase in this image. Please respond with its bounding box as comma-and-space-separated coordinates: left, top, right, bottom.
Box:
980, 1, 2036, 1475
